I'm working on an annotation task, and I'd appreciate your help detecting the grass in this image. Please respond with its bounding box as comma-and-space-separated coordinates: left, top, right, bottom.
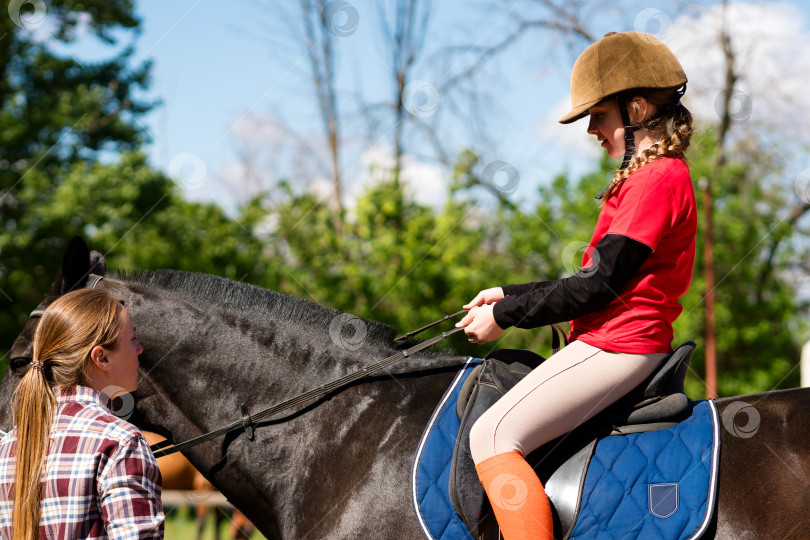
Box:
163, 505, 266, 539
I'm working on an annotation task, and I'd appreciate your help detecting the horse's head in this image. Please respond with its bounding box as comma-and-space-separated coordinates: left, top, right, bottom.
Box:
0, 236, 107, 429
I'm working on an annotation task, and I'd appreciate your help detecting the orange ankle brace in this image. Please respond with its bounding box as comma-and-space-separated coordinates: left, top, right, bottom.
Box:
475, 451, 553, 540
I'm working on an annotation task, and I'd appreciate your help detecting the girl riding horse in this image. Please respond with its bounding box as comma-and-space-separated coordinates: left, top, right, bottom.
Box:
458, 31, 696, 539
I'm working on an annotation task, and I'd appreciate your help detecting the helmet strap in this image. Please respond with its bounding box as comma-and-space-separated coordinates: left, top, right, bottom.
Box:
618, 95, 638, 170
595, 86, 687, 201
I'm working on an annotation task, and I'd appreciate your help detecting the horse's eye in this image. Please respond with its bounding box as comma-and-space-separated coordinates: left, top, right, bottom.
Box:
9, 357, 30, 372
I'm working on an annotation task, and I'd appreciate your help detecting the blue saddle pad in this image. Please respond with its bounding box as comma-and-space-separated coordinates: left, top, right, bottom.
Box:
412, 358, 480, 540
569, 399, 720, 539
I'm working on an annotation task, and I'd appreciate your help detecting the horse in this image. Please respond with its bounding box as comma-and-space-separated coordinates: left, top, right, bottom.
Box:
3, 237, 810, 539
144, 431, 255, 540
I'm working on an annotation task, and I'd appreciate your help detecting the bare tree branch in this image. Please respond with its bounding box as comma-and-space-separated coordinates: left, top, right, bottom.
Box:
756, 200, 810, 301
439, 0, 595, 93
373, 0, 432, 187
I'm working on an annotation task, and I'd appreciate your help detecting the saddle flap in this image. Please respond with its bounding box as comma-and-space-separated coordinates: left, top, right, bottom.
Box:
449, 357, 536, 536
480, 358, 532, 393
456, 364, 484, 420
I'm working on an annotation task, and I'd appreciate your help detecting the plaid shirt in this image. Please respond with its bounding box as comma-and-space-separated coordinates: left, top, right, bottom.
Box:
0, 385, 164, 539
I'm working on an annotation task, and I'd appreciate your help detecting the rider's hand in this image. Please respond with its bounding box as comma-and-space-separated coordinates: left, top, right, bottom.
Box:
455, 304, 504, 344
462, 287, 505, 309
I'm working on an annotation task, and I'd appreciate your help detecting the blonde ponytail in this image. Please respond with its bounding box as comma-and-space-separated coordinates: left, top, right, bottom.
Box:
11, 366, 55, 539
11, 289, 122, 539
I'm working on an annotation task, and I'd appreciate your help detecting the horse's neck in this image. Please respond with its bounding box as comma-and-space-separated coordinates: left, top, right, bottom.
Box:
124, 278, 467, 455
134, 308, 462, 538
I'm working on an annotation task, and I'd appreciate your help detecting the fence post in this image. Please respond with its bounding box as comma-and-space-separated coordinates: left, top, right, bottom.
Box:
802, 341, 810, 388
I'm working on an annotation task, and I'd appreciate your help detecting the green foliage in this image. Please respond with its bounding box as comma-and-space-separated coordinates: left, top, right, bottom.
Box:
272, 173, 492, 356
679, 131, 805, 397
0, 2, 259, 364
0, 1, 155, 362
1, 3, 806, 399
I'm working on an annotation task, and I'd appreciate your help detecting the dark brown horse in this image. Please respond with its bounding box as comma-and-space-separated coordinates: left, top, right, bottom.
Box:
144, 431, 255, 540
2, 237, 809, 538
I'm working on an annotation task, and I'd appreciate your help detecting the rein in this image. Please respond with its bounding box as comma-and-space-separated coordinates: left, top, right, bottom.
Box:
21, 276, 567, 458
150, 313, 468, 458
152, 312, 567, 458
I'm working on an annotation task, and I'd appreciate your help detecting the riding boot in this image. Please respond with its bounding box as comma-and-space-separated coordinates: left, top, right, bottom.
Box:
475, 451, 553, 540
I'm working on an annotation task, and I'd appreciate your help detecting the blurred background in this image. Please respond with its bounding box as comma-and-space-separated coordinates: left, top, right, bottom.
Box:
2, 1, 810, 535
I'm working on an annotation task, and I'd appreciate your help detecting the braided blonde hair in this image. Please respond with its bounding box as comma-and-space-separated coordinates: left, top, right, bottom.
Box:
602, 88, 693, 202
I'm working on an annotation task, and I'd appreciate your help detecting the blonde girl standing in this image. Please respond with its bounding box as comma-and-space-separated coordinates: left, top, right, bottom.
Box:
0, 288, 164, 539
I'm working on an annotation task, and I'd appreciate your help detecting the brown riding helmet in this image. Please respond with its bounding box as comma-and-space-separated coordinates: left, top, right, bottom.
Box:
559, 32, 687, 124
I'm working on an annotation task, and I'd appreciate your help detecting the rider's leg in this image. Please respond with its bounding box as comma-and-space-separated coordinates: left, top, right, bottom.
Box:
475, 450, 554, 539
470, 340, 667, 540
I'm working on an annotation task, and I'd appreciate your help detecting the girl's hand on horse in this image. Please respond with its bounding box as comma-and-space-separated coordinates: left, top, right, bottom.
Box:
463, 287, 505, 309
456, 304, 504, 344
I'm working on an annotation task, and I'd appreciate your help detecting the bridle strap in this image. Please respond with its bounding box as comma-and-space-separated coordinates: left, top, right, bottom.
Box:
86, 273, 104, 289
28, 274, 105, 319
151, 325, 466, 458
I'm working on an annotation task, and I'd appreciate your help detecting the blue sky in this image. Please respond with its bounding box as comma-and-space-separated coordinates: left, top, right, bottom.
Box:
50, 0, 810, 209
125, 0, 573, 202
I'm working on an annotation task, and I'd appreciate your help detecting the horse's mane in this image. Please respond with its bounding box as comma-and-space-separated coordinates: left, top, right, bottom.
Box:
111, 269, 402, 350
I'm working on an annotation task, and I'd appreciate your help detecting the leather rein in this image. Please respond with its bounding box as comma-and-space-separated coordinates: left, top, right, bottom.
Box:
149, 319, 467, 458
22, 275, 567, 459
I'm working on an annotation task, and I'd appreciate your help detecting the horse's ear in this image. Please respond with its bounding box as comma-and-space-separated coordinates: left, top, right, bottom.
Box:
89, 250, 107, 277
60, 236, 91, 294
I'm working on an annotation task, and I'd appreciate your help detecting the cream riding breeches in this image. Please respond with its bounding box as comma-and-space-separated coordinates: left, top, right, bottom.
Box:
469, 340, 668, 464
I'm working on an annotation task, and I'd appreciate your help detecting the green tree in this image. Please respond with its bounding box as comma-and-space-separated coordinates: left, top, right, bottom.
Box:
270, 174, 494, 356
1, 0, 155, 357
680, 132, 805, 397
0, 4, 272, 365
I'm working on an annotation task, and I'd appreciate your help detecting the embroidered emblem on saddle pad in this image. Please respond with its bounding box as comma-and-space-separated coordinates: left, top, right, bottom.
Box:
411, 358, 480, 540
569, 400, 720, 539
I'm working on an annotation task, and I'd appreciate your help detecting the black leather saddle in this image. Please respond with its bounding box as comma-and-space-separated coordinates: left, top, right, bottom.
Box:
450, 341, 696, 539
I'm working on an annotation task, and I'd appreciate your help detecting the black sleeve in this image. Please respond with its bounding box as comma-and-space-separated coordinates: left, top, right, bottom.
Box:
493, 234, 652, 329
501, 281, 555, 296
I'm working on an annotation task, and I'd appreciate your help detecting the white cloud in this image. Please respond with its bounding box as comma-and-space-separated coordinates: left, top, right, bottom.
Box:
231, 113, 288, 147
347, 145, 449, 210
308, 177, 338, 205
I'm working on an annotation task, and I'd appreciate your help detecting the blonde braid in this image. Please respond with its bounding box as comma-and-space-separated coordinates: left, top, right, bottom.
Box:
602, 103, 693, 202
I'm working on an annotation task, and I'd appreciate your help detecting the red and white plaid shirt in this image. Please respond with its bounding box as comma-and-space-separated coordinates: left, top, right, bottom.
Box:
0, 385, 164, 538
